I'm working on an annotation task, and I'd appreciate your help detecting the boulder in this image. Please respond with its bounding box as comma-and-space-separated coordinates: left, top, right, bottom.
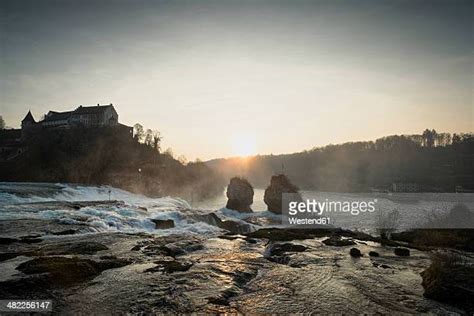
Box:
264, 174, 302, 214
394, 247, 410, 256
151, 219, 175, 229
322, 235, 356, 247
225, 177, 254, 213
368, 251, 380, 257
350, 248, 362, 257
265, 242, 308, 265
193, 212, 255, 234
267, 243, 308, 257
421, 254, 474, 313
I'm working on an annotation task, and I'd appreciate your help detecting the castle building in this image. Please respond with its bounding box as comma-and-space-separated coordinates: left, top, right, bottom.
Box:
41, 104, 118, 128
1, 104, 133, 161
20, 103, 132, 137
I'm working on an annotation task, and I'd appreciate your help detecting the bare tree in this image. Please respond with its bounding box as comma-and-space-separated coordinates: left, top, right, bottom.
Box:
152, 130, 161, 152
133, 123, 144, 142
144, 129, 153, 146
0, 116, 5, 129
178, 155, 187, 165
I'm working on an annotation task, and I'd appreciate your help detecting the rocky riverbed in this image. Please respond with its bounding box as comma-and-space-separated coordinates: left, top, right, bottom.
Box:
1, 216, 471, 315
1, 183, 473, 314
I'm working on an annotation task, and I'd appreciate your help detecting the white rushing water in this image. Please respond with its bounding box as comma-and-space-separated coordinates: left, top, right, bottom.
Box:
0, 182, 224, 235
0, 182, 473, 235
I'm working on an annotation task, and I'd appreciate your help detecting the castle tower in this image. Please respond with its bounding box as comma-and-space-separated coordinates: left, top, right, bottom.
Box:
21, 110, 37, 139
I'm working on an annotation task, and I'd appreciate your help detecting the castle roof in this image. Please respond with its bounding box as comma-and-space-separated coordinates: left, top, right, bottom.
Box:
74, 104, 113, 115
21, 111, 36, 123
42, 111, 73, 122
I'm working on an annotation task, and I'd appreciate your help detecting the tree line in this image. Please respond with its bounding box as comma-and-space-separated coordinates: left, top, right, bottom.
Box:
0, 124, 225, 200
208, 130, 474, 192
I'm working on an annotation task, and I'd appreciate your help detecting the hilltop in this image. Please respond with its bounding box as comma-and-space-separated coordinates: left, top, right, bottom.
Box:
207, 130, 474, 192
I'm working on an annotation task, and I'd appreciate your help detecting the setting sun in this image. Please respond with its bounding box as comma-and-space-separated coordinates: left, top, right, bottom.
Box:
232, 133, 257, 157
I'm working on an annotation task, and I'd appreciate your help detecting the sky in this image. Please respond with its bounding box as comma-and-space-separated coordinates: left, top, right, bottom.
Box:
1, 0, 472, 160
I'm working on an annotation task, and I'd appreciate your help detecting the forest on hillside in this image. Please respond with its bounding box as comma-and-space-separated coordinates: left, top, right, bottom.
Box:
0, 126, 225, 200
208, 130, 474, 192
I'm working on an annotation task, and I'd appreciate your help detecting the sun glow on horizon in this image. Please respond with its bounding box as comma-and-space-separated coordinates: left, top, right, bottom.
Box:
232, 133, 257, 157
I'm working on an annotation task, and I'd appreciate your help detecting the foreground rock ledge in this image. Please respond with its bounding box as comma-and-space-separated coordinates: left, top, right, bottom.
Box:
0, 218, 472, 314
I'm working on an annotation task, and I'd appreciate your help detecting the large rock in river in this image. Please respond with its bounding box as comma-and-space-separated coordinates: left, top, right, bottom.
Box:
225, 177, 254, 213
421, 253, 474, 313
264, 174, 302, 214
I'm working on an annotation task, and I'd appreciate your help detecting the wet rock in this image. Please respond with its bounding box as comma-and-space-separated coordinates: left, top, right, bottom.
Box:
337, 229, 379, 242
322, 235, 356, 247
219, 218, 254, 235
207, 270, 257, 306
207, 286, 240, 306
267, 243, 308, 256
394, 247, 410, 256
350, 248, 362, 257
225, 177, 254, 213
265, 242, 307, 265
35, 242, 109, 255
157, 243, 203, 257
263, 174, 302, 214
242, 215, 281, 226
369, 251, 380, 257
267, 255, 291, 265
245, 227, 333, 241
421, 254, 474, 313
151, 219, 175, 229
51, 229, 77, 235
96, 258, 132, 271
193, 212, 255, 234
19, 237, 43, 244
218, 235, 242, 241
143, 235, 204, 258
131, 245, 142, 251
0, 237, 18, 245
0, 252, 19, 262
0, 275, 56, 300
16, 256, 130, 286
245, 238, 257, 244
145, 259, 193, 273
100, 255, 117, 260
68, 200, 125, 210
21, 234, 42, 238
